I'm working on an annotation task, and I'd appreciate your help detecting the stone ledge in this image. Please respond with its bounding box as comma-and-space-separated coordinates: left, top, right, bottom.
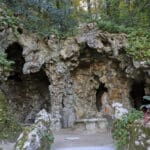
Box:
75, 118, 108, 132
76, 118, 107, 123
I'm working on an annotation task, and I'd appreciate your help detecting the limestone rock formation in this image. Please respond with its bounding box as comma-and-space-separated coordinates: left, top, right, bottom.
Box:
14, 109, 54, 150
0, 24, 149, 132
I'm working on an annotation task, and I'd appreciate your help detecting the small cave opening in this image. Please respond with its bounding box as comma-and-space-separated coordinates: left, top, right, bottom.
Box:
96, 82, 108, 112
2, 42, 51, 124
5, 42, 25, 81
130, 80, 145, 110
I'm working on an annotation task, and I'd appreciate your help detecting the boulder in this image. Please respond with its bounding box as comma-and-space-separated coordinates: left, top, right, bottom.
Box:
14, 109, 54, 150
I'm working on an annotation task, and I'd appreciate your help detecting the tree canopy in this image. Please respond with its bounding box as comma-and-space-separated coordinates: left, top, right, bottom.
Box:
0, 0, 150, 60
2, 0, 150, 33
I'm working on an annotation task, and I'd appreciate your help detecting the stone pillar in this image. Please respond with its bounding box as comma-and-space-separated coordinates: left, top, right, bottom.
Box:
46, 62, 75, 130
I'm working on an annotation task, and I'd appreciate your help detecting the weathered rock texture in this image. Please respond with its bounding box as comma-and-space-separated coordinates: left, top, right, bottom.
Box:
0, 24, 149, 131
15, 109, 53, 150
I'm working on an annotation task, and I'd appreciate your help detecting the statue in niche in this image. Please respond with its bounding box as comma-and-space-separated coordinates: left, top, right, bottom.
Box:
62, 107, 76, 128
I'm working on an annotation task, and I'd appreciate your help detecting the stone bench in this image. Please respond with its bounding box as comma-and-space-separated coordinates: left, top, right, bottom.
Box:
75, 118, 108, 131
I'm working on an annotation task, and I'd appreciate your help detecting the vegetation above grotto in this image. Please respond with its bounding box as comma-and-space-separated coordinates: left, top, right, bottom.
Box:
0, 0, 150, 62
0, 0, 150, 149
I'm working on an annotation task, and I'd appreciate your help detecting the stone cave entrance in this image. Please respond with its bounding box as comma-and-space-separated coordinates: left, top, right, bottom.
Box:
96, 82, 108, 112
130, 80, 145, 110
2, 42, 51, 124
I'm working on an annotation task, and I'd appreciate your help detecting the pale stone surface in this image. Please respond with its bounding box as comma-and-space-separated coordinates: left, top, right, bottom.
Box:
135, 140, 140, 146
112, 102, 128, 119
75, 118, 108, 132
14, 109, 53, 150
148, 146, 150, 150
147, 139, 150, 144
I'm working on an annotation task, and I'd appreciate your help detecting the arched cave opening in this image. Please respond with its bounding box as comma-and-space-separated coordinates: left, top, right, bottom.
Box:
6, 42, 25, 81
130, 80, 145, 110
2, 42, 51, 124
96, 82, 108, 112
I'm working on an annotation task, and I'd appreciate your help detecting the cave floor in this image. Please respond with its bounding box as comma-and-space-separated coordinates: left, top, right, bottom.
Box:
52, 129, 115, 150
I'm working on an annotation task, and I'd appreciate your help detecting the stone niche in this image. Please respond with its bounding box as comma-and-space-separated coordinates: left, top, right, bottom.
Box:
71, 49, 131, 121
0, 42, 51, 124
70, 49, 149, 131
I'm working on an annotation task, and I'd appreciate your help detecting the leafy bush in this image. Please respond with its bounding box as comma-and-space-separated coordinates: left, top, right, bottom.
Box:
112, 109, 143, 150
0, 91, 22, 141
96, 20, 133, 33
3, 0, 78, 38
0, 3, 18, 29
0, 50, 14, 72
126, 29, 150, 61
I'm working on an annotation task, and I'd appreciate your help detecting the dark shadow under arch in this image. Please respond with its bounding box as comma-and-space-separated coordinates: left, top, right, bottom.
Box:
96, 82, 108, 112
3, 42, 51, 124
130, 80, 145, 110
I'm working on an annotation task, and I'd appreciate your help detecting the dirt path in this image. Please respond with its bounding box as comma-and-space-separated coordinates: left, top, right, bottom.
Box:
52, 129, 116, 150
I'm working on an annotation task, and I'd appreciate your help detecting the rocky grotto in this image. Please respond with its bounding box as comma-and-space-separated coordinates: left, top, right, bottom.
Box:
0, 23, 150, 149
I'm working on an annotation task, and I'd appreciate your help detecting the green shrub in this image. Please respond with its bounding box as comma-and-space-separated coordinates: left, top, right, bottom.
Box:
0, 3, 18, 29
96, 20, 131, 33
0, 50, 14, 73
3, 0, 78, 38
112, 109, 143, 150
0, 91, 22, 142
126, 29, 150, 61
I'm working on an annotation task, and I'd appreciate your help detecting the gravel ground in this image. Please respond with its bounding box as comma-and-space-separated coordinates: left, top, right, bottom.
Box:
0, 142, 14, 150
52, 129, 116, 150
0, 129, 116, 150
56, 145, 115, 150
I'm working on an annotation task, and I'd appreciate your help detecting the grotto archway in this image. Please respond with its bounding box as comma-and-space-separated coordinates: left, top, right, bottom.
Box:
2, 42, 51, 124
130, 80, 145, 110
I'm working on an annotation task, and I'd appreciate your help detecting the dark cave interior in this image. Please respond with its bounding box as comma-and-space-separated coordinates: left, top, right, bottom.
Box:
96, 82, 108, 112
130, 80, 145, 110
3, 42, 51, 123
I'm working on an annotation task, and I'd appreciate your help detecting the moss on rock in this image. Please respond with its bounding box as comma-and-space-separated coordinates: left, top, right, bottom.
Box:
0, 90, 22, 142
14, 109, 54, 150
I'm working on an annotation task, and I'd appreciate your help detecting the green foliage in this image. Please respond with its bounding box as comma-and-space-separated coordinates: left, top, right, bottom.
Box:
96, 20, 150, 61
0, 91, 22, 141
0, 49, 14, 73
0, 0, 149, 59
40, 132, 54, 150
99, 0, 150, 28
126, 29, 150, 61
3, 0, 78, 38
0, 3, 18, 29
96, 20, 131, 33
112, 109, 143, 150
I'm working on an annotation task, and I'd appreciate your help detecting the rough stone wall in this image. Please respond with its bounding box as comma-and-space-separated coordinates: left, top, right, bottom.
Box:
1, 69, 50, 123
71, 59, 131, 120
0, 24, 149, 130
